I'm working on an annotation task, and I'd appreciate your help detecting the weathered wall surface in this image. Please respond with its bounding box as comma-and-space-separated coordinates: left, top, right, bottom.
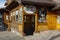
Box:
37, 11, 57, 32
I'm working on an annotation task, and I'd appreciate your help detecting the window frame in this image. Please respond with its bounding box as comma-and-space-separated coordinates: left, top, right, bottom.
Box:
19, 7, 23, 24
38, 8, 47, 23
15, 10, 19, 21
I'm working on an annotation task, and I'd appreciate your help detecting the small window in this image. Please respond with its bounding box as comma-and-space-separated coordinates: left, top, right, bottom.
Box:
6, 15, 9, 20
19, 7, 23, 24
38, 8, 46, 23
10, 13, 13, 21
57, 16, 60, 23
16, 11, 18, 21
0, 13, 2, 18
12, 12, 15, 21
13, 12, 15, 16
11, 13, 13, 16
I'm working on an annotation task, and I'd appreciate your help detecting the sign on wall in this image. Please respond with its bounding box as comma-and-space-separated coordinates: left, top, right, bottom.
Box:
24, 5, 36, 14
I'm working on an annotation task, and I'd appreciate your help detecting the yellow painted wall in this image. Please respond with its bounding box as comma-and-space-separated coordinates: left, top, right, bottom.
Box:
38, 23, 48, 32
56, 12, 60, 30
56, 24, 60, 30
37, 11, 57, 32
47, 11, 57, 30
18, 24, 23, 32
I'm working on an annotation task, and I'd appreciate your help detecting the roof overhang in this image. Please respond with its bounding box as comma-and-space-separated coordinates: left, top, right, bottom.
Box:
52, 4, 60, 11
0, 8, 9, 14
5, 0, 57, 12
21, 0, 56, 6
6, 1, 19, 11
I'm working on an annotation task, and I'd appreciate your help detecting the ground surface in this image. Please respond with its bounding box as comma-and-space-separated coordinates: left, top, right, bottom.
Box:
24, 30, 60, 40
0, 31, 25, 40
0, 30, 60, 40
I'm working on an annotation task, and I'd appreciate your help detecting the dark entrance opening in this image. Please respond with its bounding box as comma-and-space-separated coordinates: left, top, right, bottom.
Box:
24, 15, 35, 35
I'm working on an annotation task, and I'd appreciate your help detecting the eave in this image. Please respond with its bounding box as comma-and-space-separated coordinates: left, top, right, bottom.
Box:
5, 0, 57, 12
6, 1, 19, 11
0, 8, 9, 14
21, 0, 56, 6
52, 4, 60, 11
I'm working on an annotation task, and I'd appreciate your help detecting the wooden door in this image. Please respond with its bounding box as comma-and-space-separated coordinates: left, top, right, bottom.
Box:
24, 15, 35, 35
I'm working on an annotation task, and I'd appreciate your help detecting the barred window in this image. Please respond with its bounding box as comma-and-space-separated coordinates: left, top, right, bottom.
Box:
38, 8, 46, 23
57, 16, 60, 23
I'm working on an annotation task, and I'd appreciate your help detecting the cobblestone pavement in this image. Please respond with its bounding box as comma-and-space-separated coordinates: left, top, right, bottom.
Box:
24, 30, 60, 40
0, 31, 25, 40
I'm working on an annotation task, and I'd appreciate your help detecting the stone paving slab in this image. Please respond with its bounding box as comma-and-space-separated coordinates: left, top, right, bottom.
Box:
0, 31, 25, 40
24, 30, 60, 40
1, 30, 60, 40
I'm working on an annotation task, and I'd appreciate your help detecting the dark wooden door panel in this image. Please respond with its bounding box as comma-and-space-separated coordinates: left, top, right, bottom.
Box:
24, 15, 35, 35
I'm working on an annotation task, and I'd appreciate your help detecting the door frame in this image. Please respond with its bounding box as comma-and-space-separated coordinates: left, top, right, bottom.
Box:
23, 15, 35, 35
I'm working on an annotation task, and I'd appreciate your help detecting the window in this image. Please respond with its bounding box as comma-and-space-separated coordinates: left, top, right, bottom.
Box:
12, 12, 15, 21
38, 8, 46, 23
10, 13, 12, 21
19, 7, 23, 24
6, 15, 8, 20
12, 12, 15, 16
11, 13, 13, 16
16, 10, 18, 21
57, 16, 60, 23
0, 13, 2, 18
